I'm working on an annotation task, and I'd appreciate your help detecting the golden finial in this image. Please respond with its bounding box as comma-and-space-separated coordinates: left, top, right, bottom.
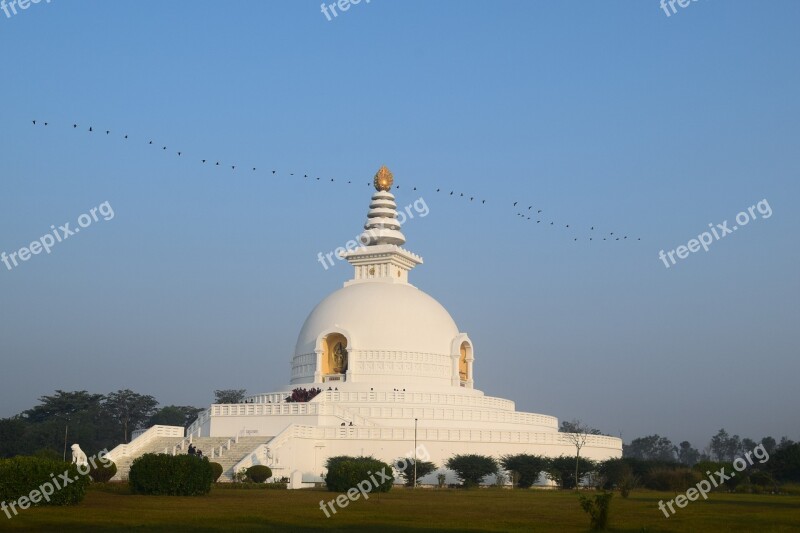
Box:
373, 166, 394, 191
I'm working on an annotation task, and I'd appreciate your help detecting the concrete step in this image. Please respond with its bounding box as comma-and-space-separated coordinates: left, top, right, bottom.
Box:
113, 436, 272, 482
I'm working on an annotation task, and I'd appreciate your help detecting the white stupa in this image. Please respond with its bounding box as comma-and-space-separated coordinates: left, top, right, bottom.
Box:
109, 167, 622, 485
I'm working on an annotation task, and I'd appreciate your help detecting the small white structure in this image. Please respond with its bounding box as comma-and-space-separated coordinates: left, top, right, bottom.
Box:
109, 167, 622, 484
71, 444, 88, 468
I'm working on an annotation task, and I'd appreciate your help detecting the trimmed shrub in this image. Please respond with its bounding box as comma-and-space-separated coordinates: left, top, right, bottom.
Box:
394, 458, 436, 487
0, 456, 90, 506
545, 456, 596, 489
445, 454, 498, 488
500, 454, 549, 488
89, 461, 117, 483
579, 492, 613, 531
128, 454, 214, 496
246, 465, 272, 483
209, 462, 224, 482
325, 456, 394, 493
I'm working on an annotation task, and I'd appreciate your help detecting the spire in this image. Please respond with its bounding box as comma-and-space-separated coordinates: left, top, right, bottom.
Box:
359, 166, 405, 246
342, 166, 422, 285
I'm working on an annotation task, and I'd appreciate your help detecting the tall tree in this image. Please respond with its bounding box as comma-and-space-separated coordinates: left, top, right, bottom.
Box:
214, 389, 247, 404
709, 429, 741, 461
623, 435, 676, 462
24, 390, 105, 423
761, 436, 778, 455
148, 405, 203, 428
676, 441, 700, 466
562, 420, 594, 489
104, 390, 158, 443
21, 390, 115, 455
560, 419, 602, 435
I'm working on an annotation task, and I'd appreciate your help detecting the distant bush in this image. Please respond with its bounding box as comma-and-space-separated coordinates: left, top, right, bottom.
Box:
644, 467, 701, 492
89, 461, 117, 483
0, 456, 89, 506
325, 456, 394, 493
209, 462, 224, 482
597, 458, 637, 497
246, 465, 272, 483
445, 454, 498, 488
128, 454, 213, 496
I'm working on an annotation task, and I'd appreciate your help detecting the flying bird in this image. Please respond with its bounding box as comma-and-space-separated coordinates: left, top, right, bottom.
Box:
537, 210, 542, 213
178, 152, 182, 156
202, 159, 206, 163
88, 127, 93, 132
32, 120, 36, 125
513, 202, 518, 206
73, 124, 77, 128
106, 131, 110, 135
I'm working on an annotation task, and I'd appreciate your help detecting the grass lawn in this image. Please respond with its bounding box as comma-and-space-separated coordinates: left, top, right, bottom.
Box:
1, 485, 799, 532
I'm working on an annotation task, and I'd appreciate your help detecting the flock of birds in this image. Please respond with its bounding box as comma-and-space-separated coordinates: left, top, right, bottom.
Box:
30, 119, 641, 243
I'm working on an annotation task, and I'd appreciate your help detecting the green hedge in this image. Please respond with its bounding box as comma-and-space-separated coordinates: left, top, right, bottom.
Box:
246, 465, 272, 483
0, 456, 90, 506
128, 454, 214, 496
89, 461, 117, 483
325, 456, 394, 493
209, 462, 224, 482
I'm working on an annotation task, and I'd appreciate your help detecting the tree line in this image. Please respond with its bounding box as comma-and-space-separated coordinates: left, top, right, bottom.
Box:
0, 390, 204, 459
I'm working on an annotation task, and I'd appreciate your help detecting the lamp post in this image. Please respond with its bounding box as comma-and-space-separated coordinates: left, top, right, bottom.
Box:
413, 418, 418, 488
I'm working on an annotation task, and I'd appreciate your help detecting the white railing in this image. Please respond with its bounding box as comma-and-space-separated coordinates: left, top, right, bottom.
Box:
231, 423, 297, 475
314, 390, 517, 412
268, 424, 621, 450
107, 425, 184, 462
209, 435, 239, 459
186, 401, 320, 436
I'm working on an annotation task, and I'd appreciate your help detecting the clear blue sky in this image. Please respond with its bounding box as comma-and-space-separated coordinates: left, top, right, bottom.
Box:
1, 0, 798, 450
